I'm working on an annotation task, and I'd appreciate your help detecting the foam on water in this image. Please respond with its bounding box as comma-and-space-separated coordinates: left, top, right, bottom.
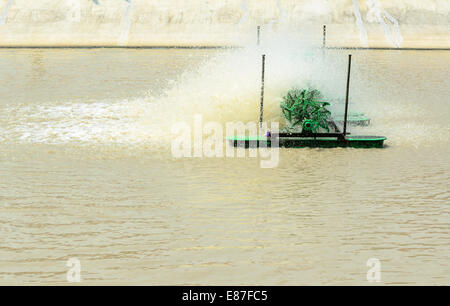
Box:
0, 100, 145, 144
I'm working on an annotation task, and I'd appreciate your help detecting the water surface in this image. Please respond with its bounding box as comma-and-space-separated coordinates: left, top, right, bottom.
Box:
0, 48, 448, 285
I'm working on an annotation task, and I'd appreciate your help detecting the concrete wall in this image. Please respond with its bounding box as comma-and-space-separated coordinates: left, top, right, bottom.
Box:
0, 0, 448, 48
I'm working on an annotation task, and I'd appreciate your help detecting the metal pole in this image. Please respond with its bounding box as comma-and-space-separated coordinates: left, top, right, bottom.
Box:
257, 26, 261, 46
259, 54, 265, 126
323, 25, 326, 48
343, 54, 352, 136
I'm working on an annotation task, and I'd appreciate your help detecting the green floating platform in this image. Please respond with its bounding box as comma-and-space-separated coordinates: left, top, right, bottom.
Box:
227, 135, 386, 149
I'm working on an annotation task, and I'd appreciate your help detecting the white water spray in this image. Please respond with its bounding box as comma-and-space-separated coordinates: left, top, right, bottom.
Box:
352, 0, 369, 47
0, 0, 14, 27
366, 0, 403, 48
119, 0, 133, 46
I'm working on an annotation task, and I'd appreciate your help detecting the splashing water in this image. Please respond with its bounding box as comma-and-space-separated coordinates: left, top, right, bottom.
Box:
0, 41, 447, 150
352, 0, 369, 47
1, 100, 147, 145
366, 0, 403, 48
0, 0, 14, 27
137, 43, 350, 142
119, 0, 133, 46
0, 42, 346, 148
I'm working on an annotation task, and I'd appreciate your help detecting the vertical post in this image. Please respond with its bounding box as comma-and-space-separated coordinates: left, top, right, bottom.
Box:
343, 54, 352, 136
259, 54, 266, 127
257, 26, 261, 46
322, 25, 326, 48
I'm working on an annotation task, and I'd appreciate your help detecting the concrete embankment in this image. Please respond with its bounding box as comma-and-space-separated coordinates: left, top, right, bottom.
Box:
0, 0, 448, 48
